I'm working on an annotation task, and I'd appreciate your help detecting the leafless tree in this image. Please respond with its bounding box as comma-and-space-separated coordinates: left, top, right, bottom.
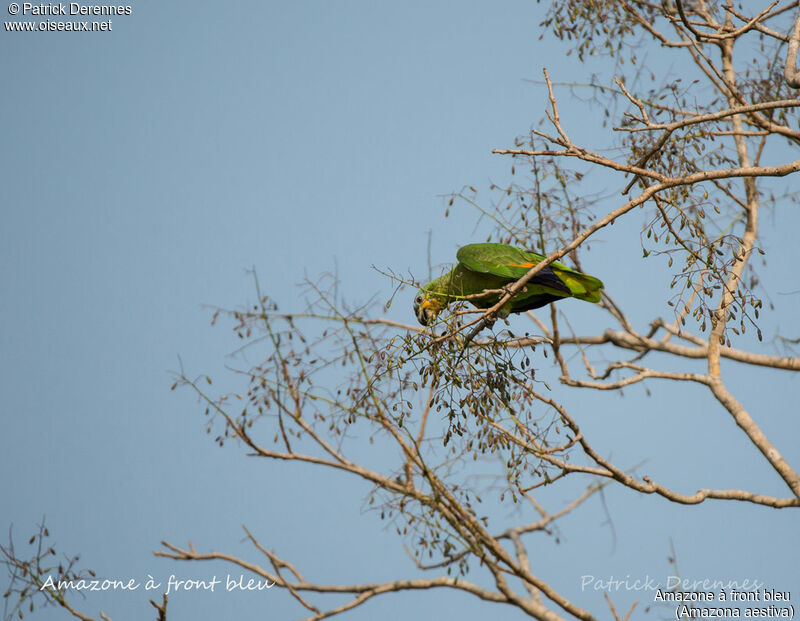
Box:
4, 2, 800, 620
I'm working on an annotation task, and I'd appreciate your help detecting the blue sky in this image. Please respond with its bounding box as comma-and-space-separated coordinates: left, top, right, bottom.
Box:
2, 2, 799, 620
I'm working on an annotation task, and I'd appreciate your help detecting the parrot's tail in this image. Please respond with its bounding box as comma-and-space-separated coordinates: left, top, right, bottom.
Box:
557, 271, 604, 303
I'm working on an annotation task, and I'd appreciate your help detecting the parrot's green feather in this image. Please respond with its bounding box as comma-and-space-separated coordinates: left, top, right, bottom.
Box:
414, 242, 604, 325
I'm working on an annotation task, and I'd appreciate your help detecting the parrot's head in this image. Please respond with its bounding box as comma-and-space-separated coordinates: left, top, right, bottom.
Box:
414, 291, 445, 326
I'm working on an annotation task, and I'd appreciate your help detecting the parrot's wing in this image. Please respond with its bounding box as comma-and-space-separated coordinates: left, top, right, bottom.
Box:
456, 243, 603, 298
456, 243, 549, 278
456, 242, 576, 280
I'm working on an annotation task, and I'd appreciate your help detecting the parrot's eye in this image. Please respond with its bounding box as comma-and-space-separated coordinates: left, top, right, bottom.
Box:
415, 294, 423, 305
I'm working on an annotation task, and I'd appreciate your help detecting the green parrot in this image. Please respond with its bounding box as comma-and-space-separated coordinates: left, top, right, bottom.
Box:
413, 243, 604, 326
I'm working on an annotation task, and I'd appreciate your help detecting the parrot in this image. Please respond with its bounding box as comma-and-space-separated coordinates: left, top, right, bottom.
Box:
413, 243, 604, 326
